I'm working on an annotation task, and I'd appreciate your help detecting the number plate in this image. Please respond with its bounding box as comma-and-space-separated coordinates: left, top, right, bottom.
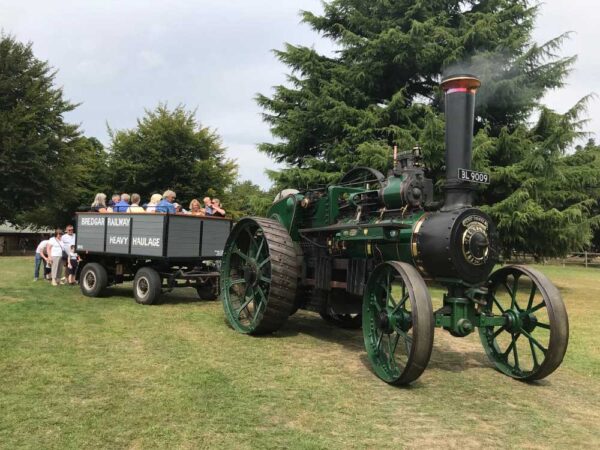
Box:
458, 168, 490, 184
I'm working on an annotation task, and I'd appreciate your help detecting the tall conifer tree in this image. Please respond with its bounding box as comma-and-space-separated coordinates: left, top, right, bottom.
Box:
258, 0, 599, 257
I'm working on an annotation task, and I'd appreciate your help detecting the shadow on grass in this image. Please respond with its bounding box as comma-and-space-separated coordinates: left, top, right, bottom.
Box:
268, 311, 493, 376
104, 285, 213, 306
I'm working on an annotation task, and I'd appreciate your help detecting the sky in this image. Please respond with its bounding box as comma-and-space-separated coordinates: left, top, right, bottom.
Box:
2, 0, 599, 189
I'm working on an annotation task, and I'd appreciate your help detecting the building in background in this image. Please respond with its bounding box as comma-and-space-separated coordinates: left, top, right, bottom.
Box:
0, 223, 52, 256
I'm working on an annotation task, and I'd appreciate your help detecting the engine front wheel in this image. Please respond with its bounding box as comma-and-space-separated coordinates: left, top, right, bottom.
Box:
362, 261, 434, 385
479, 265, 569, 381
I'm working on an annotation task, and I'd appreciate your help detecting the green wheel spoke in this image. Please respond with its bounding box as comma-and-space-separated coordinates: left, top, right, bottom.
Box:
228, 278, 246, 287
255, 237, 266, 259
245, 228, 258, 255
232, 247, 251, 263
528, 301, 546, 314
535, 322, 551, 330
372, 297, 383, 313
511, 275, 521, 310
391, 293, 409, 314
390, 333, 401, 355
236, 296, 254, 317
512, 334, 520, 371
395, 329, 412, 354
529, 339, 540, 368
375, 330, 384, 352
491, 325, 506, 340
492, 295, 505, 313
385, 271, 395, 308
502, 332, 520, 359
250, 287, 268, 325
520, 329, 547, 355
527, 283, 537, 311
257, 256, 271, 269
259, 275, 271, 284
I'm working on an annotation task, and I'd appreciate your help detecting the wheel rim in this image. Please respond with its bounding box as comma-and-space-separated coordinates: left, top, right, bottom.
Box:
83, 270, 96, 291
221, 220, 272, 333
136, 276, 150, 300
363, 262, 433, 385
479, 265, 569, 381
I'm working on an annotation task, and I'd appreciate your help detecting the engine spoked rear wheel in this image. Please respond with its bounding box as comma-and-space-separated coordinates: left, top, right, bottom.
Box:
362, 261, 434, 385
221, 217, 299, 335
479, 265, 569, 381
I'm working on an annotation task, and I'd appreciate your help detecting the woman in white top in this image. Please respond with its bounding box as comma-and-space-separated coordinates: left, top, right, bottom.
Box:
46, 229, 66, 286
145, 193, 162, 213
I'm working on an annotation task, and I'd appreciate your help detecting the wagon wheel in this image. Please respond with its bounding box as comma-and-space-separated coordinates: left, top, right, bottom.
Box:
338, 167, 385, 190
362, 261, 434, 385
479, 265, 569, 381
220, 217, 299, 335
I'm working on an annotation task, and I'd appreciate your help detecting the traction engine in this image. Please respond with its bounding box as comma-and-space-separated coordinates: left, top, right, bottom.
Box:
220, 75, 569, 385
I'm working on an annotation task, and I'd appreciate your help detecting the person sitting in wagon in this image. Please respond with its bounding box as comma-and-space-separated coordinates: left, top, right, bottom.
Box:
156, 190, 177, 214
112, 193, 131, 212
188, 199, 205, 216
211, 198, 226, 217
127, 193, 145, 213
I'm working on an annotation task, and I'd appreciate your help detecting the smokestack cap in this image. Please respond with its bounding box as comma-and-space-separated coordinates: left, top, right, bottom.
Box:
441, 74, 481, 93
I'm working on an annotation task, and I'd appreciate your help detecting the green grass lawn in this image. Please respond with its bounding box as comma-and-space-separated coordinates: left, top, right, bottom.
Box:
1, 257, 599, 449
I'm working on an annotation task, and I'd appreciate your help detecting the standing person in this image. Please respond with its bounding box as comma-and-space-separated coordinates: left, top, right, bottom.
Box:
145, 193, 162, 213
67, 245, 80, 285
211, 199, 226, 217
127, 193, 145, 213
203, 197, 213, 216
188, 199, 205, 216
91, 193, 108, 212
61, 224, 76, 279
46, 229, 66, 286
112, 193, 130, 212
156, 190, 177, 214
34, 237, 50, 281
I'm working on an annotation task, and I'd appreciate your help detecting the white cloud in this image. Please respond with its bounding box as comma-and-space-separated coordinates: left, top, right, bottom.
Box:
1, 0, 597, 190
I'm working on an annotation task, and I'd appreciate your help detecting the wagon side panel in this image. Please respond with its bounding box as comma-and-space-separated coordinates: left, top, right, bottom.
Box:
201, 219, 230, 258
105, 215, 132, 254
130, 215, 165, 257
167, 216, 202, 258
76, 214, 106, 252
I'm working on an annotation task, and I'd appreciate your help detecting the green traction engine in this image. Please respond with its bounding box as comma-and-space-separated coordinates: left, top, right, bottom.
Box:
220, 75, 569, 385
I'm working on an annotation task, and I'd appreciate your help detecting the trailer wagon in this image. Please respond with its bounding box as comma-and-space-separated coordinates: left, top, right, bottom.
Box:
75, 212, 232, 304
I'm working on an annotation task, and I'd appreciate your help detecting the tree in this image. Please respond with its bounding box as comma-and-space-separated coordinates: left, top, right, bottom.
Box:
18, 136, 111, 227
108, 104, 237, 206
0, 34, 79, 225
224, 180, 276, 220
480, 103, 600, 258
257, 0, 600, 257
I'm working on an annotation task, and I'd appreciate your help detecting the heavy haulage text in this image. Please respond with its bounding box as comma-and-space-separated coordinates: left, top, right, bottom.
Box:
132, 237, 161, 247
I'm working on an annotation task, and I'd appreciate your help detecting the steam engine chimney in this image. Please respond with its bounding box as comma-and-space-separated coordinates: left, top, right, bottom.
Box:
440, 74, 481, 211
